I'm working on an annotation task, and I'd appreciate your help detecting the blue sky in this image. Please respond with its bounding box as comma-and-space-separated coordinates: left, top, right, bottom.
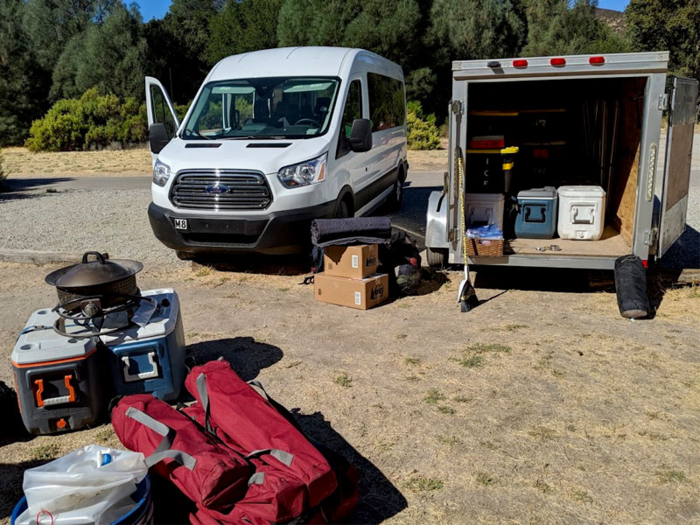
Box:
136, 0, 631, 21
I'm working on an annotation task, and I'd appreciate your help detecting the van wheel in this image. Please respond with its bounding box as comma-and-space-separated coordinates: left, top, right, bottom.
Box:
176, 251, 196, 261
387, 174, 404, 211
335, 197, 352, 219
426, 247, 447, 268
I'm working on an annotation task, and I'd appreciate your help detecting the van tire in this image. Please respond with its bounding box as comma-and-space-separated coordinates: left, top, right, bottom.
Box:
387, 167, 405, 211
335, 194, 353, 218
426, 247, 447, 268
176, 251, 196, 261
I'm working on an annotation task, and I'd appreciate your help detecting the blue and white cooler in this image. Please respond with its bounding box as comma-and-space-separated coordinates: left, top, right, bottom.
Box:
515, 187, 558, 239
101, 289, 186, 401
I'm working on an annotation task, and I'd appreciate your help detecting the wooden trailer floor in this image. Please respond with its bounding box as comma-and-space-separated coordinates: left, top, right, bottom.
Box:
506, 226, 631, 257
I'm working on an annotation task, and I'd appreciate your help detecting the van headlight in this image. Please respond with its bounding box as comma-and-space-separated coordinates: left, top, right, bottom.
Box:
278, 153, 327, 188
153, 160, 171, 187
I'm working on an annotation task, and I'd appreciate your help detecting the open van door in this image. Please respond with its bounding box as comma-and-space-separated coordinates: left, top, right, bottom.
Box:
145, 76, 181, 164
657, 77, 698, 258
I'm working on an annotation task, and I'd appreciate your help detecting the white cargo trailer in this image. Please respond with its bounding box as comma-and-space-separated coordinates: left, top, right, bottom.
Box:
426, 52, 698, 270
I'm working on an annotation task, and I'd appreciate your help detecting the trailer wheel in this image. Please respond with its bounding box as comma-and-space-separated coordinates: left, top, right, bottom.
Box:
426, 247, 447, 268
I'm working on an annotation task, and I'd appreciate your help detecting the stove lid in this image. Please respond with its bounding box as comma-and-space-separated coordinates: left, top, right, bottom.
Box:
45, 252, 142, 289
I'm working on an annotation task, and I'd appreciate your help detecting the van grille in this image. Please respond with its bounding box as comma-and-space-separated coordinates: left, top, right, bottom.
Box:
170, 170, 272, 210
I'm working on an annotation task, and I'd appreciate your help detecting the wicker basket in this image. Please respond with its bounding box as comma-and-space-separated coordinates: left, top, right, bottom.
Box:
466, 237, 504, 257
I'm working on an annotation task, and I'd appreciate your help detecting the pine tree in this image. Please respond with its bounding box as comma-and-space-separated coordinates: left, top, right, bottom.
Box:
207, 0, 284, 64
626, 0, 699, 82
522, 0, 632, 57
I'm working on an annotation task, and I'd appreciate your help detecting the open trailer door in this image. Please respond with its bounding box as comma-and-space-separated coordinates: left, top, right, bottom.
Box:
657, 77, 698, 258
145, 76, 181, 164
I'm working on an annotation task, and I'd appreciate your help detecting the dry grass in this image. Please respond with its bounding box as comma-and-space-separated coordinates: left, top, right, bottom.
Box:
2, 146, 151, 178
1, 264, 699, 524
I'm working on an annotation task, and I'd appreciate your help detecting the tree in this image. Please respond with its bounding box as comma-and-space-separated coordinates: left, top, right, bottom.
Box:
50, 2, 147, 101
149, 0, 218, 102
22, 0, 116, 72
207, 0, 284, 64
428, 0, 528, 65
626, 0, 699, 82
0, 0, 46, 145
278, 0, 434, 106
522, 0, 632, 57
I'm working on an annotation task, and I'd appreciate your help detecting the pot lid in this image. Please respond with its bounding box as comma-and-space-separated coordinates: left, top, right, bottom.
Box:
45, 252, 143, 289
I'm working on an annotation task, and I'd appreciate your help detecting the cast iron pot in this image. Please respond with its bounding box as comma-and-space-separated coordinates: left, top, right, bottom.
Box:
45, 251, 143, 310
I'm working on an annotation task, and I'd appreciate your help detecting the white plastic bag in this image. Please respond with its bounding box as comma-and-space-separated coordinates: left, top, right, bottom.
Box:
17, 444, 148, 525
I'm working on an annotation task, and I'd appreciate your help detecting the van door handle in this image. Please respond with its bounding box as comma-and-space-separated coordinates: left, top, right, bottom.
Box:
121, 352, 160, 383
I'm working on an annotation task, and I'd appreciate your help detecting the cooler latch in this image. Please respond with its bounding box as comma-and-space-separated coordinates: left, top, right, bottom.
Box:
121, 352, 160, 383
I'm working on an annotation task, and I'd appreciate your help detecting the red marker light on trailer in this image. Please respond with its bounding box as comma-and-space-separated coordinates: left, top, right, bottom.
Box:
589, 56, 605, 65
513, 59, 528, 68
550, 57, 566, 66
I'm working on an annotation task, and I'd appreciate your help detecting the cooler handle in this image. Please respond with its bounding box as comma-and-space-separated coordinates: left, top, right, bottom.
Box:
524, 205, 546, 223
571, 205, 595, 224
35, 375, 76, 407
121, 352, 160, 383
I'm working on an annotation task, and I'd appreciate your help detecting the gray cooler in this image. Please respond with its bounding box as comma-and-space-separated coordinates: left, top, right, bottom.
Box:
12, 309, 104, 435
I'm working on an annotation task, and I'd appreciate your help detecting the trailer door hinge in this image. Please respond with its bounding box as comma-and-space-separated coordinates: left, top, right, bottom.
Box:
644, 229, 658, 246
448, 228, 458, 242
658, 94, 668, 111
450, 100, 464, 115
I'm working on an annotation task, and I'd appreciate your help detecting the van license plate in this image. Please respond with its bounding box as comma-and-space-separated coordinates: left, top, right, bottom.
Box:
174, 219, 188, 230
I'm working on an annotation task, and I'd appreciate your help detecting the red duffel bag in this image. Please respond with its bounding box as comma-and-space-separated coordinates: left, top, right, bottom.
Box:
185, 361, 338, 509
112, 394, 252, 512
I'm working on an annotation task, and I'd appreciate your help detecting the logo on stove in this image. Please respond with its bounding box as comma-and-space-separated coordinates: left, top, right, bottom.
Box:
205, 183, 231, 195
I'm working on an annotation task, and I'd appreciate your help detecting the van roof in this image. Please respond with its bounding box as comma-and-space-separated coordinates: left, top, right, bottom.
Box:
208, 46, 403, 81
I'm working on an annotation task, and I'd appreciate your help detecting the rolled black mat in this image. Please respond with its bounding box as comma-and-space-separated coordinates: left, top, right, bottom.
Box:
311, 217, 392, 247
614, 255, 650, 319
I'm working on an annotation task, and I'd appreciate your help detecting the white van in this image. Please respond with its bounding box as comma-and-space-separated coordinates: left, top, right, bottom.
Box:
145, 47, 408, 258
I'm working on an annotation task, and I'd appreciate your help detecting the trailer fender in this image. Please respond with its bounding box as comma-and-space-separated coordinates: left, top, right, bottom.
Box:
426, 191, 449, 249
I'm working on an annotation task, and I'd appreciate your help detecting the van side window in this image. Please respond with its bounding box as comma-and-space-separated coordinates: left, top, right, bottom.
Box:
337, 80, 363, 158
368, 73, 405, 132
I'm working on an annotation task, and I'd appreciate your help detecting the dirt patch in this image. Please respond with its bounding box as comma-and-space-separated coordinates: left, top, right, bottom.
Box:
0, 262, 698, 523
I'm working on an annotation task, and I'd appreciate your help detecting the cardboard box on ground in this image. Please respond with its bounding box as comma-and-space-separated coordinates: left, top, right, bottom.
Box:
314, 273, 389, 310
324, 244, 379, 279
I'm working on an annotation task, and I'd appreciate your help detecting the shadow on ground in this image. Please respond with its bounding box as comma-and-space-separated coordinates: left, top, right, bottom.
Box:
1, 178, 75, 202
186, 337, 283, 381
0, 459, 47, 519
192, 254, 310, 276
293, 411, 407, 524
659, 226, 700, 270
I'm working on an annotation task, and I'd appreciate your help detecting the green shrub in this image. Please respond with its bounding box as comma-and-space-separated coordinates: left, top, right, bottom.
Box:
26, 88, 148, 152
407, 101, 441, 151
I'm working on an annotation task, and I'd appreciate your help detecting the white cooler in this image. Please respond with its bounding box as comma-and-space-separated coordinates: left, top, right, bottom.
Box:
557, 185, 606, 240
465, 193, 505, 230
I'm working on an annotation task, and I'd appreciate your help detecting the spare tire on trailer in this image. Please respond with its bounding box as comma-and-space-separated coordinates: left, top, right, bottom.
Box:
614, 255, 650, 319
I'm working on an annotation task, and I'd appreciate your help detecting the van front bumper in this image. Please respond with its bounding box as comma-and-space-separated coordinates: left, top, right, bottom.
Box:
148, 201, 337, 255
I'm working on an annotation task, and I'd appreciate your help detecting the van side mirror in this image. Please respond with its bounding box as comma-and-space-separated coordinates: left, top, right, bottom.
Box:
149, 123, 170, 154
348, 118, 372, 152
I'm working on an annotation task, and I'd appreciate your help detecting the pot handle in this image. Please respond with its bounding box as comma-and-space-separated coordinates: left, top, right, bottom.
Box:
82, 251, 108, 264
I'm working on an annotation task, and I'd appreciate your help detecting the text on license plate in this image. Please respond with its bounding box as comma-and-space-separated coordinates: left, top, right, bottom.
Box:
174, 219, 188, 230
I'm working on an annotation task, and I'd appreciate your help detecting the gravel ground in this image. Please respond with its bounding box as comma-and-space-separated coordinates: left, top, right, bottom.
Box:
0, 188, 179, 266
0, 134, 697, 268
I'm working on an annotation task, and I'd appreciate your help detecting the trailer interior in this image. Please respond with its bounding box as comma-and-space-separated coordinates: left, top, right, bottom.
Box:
466, 76, 648, 259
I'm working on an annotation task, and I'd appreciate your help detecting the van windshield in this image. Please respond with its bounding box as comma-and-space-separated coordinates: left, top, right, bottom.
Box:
181, 77, 340, 140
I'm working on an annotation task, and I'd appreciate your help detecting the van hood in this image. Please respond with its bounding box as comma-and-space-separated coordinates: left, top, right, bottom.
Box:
158, 137, 330, 175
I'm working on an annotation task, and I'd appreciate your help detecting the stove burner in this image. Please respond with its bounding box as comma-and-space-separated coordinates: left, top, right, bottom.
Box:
52, 293, 158, 339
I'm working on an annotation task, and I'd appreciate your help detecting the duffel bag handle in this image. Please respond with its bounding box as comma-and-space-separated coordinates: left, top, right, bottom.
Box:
125, 407, 197, 470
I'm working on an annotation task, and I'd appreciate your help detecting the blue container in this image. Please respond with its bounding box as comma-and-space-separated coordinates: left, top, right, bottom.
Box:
101, 289, 186, 402
515, 187, 558, 239
12, 476, 153, 525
